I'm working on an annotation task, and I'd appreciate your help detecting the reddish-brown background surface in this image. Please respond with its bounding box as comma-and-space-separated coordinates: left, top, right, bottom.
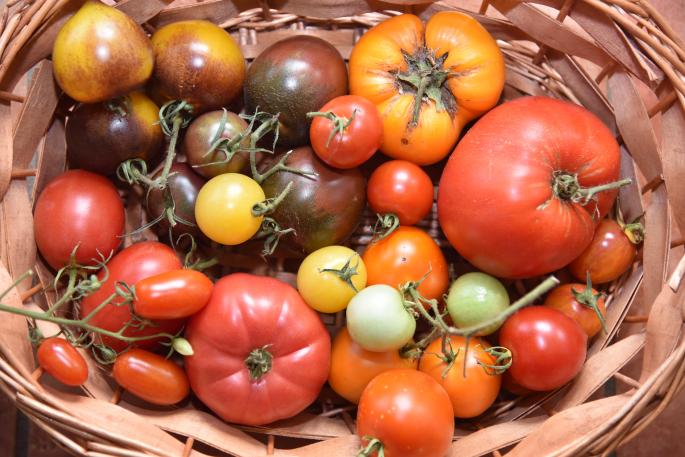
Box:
1, 0, 683, 456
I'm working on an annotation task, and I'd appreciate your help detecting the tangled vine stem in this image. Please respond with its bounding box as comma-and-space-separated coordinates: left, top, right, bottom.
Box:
104, 96, 131, 118
252, 181, 294, 217
372, 213, 400, 242
306, 109, 358, 147
616, 205, 646, 244
550, 171, 632, 206
253, 218, 295, 256
0, 270, 191, 361
358, 437, 385, 457
479, 346, 513, 375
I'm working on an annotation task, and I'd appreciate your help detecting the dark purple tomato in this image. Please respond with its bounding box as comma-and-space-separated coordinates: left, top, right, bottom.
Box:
183, 110, 250, 178
66, 91, 162, 176
147, 163, 206, 238
260, 146, 366, 253
244, 35, 348, 146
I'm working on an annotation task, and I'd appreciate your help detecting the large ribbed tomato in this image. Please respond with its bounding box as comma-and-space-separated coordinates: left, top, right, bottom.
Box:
349, 12, 504, 165
438, 96, 622, 279
185, 274, 331, 426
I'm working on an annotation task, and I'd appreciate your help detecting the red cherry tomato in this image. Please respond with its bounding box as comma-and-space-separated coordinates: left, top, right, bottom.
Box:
309, 95, 382, 169
113, 349, 189, 405
357, 369, 454, 457
34, 170, 124, 270
37, 338, 88, 387
499, 306, 587, 391
80, 242, 184, 352
543, 283, 606, 338
568, 219, 637, 284
363, 226, 449, 302
367, 160, 434, 225
133, 269, 213, 319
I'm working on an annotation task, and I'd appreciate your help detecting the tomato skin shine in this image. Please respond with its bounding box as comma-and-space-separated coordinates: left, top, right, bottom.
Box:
113, 349, 190, 405
53, 1, 153, 103
134, 270, 213, 319
37, 338, 89, 387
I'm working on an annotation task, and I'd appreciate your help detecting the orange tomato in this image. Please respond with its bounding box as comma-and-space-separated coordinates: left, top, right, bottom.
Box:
363, 226, 449, 302
349, 12, 504, 165
328, 327, 417, 404
544, 283, 606, 338
419, 335, 501, 418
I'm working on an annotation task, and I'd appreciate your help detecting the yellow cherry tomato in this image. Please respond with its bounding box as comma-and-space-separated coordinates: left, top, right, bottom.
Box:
52, 1, 153, 103
195, 174, 264, 245
297, 246, 367, 313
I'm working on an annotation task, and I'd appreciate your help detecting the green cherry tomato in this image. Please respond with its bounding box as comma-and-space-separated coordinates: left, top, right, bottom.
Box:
446, 272, 510, 335
346, 284, 416, 352
194, 173, 264, 245
297, 246, 367, 313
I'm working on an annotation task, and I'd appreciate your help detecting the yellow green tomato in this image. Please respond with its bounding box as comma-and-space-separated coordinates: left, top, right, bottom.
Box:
446, 272, 510, 335
346, 285, 416, 352
195, 173, 264, 245
52, 1, 153, 103
297, 246, 367, 313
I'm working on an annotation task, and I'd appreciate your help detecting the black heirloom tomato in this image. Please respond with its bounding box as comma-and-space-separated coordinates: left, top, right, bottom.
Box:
66, 92, 163, 176
149, 20, 246, 114
147, 163, 206, 238
260, 147, 366, 253
244, 35, 348, 146
183, 110, 250, 178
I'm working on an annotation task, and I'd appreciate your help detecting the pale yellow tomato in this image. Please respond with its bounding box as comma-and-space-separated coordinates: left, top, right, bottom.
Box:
195, 174, 264, 245
297, 246, 367, 313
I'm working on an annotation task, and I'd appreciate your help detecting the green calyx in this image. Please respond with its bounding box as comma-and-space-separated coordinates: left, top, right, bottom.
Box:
573, 273, 607, 334
395, 47, 457, 127
245, 345, 273, 381
319, 254, 362, 292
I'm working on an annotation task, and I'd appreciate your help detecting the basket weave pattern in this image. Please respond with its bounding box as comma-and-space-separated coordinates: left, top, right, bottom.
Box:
1, 0, 685, 456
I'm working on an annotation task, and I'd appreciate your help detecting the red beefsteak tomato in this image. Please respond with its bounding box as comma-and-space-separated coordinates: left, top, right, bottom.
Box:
184, 273, 331, 425
437, 96, 621, 278
80, 241, 184, 352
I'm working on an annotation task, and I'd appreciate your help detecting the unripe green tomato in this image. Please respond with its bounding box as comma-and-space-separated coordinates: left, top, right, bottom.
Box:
446, 272, 510, 335
346, 285, 416, 352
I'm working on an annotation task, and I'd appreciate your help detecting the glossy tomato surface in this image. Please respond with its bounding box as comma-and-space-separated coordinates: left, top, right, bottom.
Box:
438, 96, 621, 278
34, 170, 124, 270
113, 349, 189, 405
367, 160, 434, 226
80, 242, 184, 352
363, 226, 448, 302
309, 95, 382, 169
328, 327, 417, 404
357, 369, 454, 457
419, 336, 501, 418
37, 338, 88, 387
52, 1, 153, 103
185, 273, 330, 425
499, 306, 587, 391
134, 269, 213, 319
543, 284, 606, 338
568, 219, 636, 284
245, 35, 348, 146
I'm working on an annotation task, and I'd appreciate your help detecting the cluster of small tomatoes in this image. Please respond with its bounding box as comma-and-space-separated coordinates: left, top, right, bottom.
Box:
22, 2, 644, 457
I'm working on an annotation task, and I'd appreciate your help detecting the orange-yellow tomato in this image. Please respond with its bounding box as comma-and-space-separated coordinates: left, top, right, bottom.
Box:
53, 1, 153, 103
419, 336, 502, 418
328, 327, 418, 404
349, 12, 504, 165
362, 226, 449, 302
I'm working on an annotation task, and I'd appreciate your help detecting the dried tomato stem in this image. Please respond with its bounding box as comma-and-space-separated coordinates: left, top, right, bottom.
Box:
358, 437, 385, 457
552, 171, 632, 205
245, 345, 273, 381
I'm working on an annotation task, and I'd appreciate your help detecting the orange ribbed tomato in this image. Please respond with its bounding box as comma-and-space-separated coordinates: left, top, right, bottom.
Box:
349, 12, 504, 165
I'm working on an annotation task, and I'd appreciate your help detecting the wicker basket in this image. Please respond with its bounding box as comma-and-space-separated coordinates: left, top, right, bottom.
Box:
1, 0, 684, 456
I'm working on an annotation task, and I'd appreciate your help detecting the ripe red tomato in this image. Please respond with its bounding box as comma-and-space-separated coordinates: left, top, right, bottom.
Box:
37, 338, 88, 387
357, 369, 454, 457
568, 219, 637, 284
363, 226, 448, 302
419, 336, 501, 418
185, 273, 331, 425
328, 326, 418, 404
544, 283, 606, 338
113, 349, 189, 405
309, 95, 383, 169
33, 170, 124, 270
438, 96, 621, 279
367, 160, 434, 226
80, 242, 184, 352
133, 269, 213, 319
499, 306, 587, 391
